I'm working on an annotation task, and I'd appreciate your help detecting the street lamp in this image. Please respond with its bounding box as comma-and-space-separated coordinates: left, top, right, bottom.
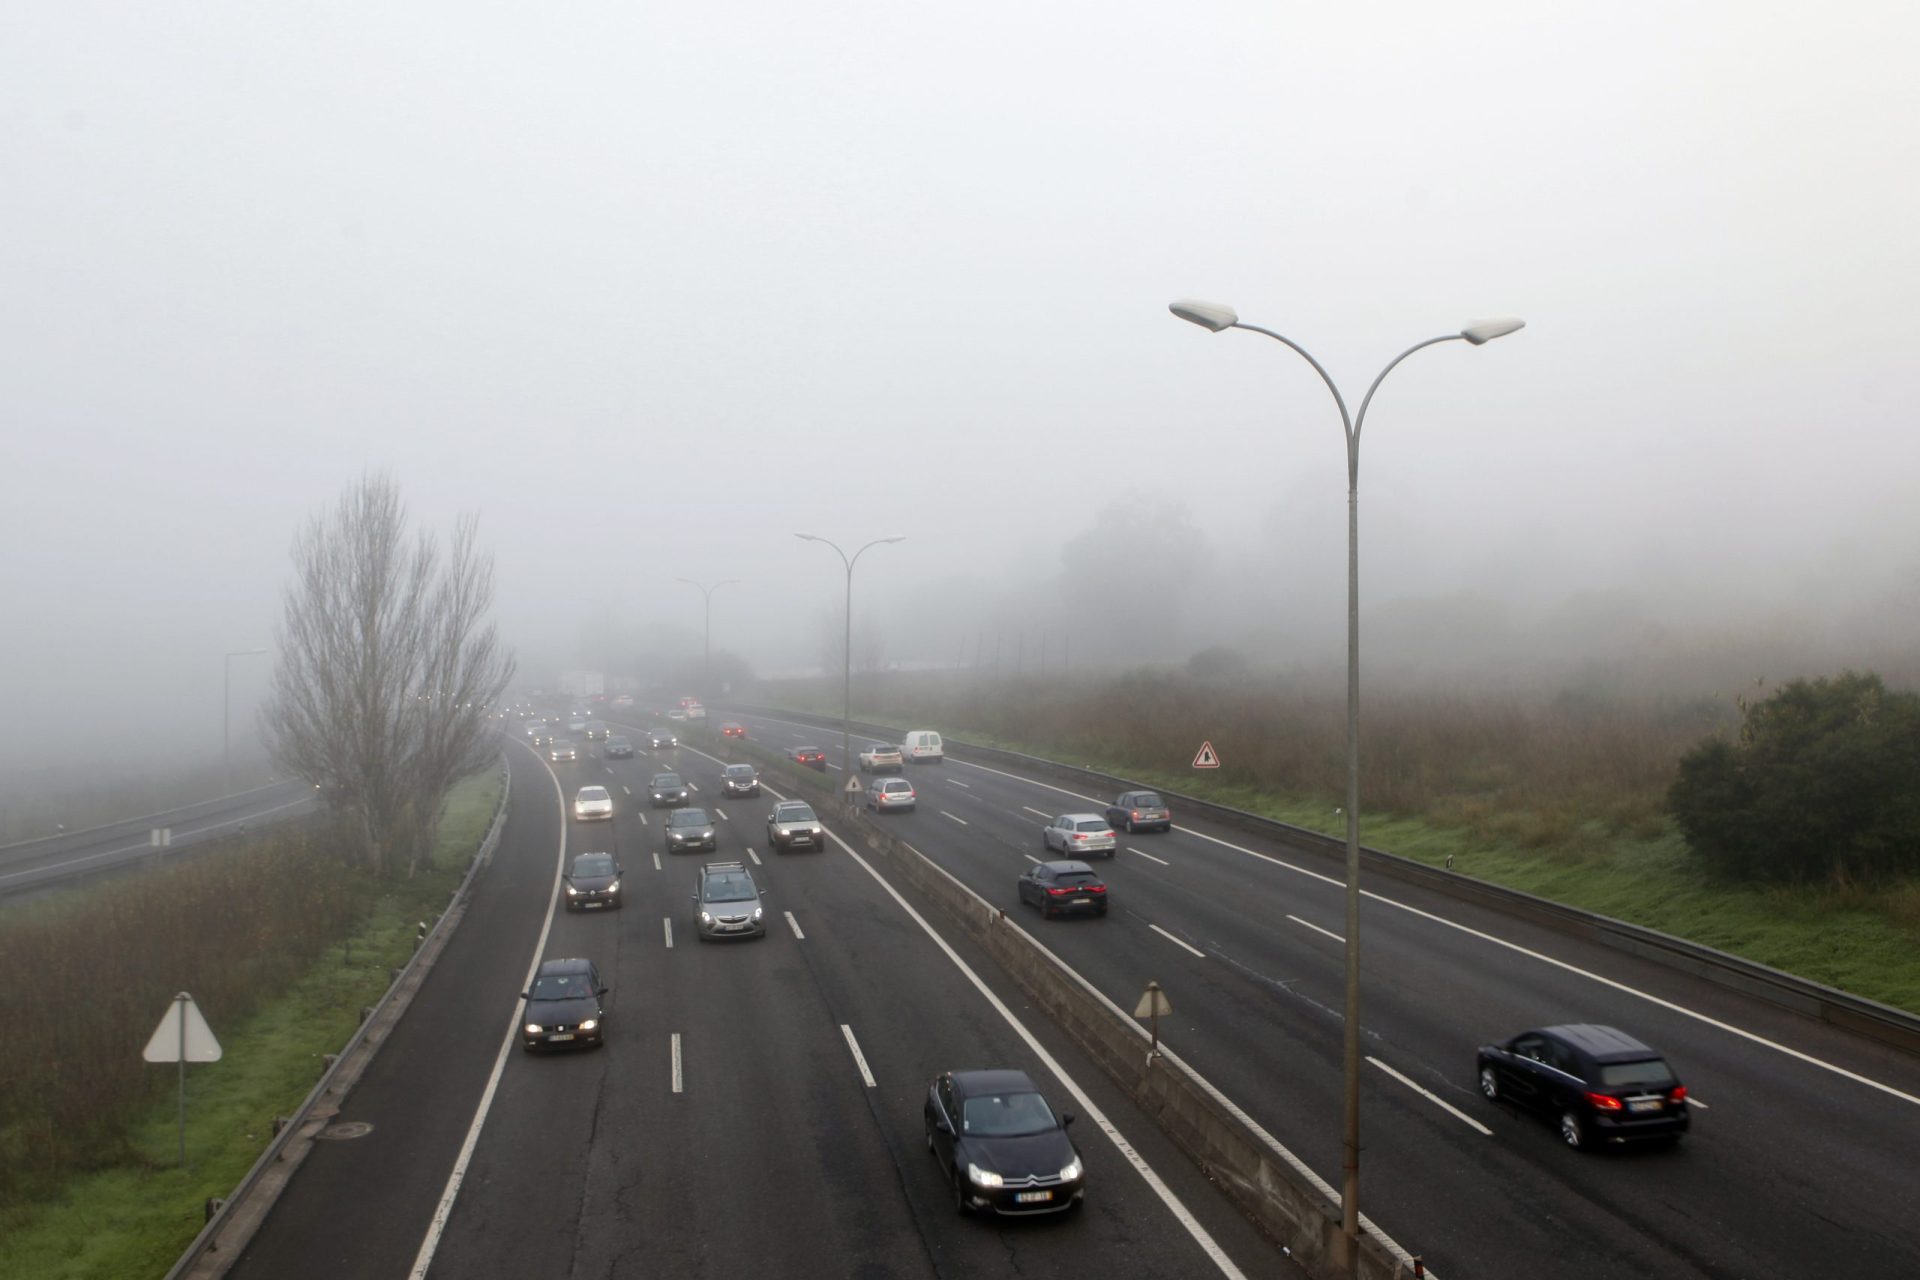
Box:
1169, 298, 1522, 1274
675, 578, 740, 701
795, 533, 905, 780
223, 648, 269, 794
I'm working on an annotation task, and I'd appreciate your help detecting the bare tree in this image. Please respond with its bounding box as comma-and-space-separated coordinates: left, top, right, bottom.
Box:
263, 476, 514, 875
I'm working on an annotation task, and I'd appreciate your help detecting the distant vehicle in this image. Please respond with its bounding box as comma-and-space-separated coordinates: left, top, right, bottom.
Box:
573, 785, 614, 822
521, 957, 607, 1050
1042, 814, 1116, 858
649, 773, 690, 808
1477, 1024, 1690, 1150
532, 728, 555, 748
685, 703, 708, 722
604, 735, 634, 759
664, 807, 717, 854
721, 763, 761, 798
925, 1069, 1084, 1215
790, 745, 827, 770
867, 777, 917, 813
690, 861, 767, 939
1104, 791, 1171, 835
667, 708, 688, 723
568, 718, 589, 734
721, 722, 747, 739
1018, 860, 1108, 919
767, 800, 823, 851
584, 722, 609, 741
549, 740, 579, 763
523, 721, 544, 739
563, 851, 622, 910
611, 693, 634, 710
858, 743, 904, 773
903, 730, 944, 764
647, 728, 680, 749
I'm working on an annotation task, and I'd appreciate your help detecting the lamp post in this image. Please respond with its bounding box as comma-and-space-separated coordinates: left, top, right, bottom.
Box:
223, 648, 269, 794
675, 578, 740, 701
795, 534, 905, 779
1169, 299, 1523, 1274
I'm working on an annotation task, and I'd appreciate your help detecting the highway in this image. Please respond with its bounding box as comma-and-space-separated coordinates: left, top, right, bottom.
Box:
227, 733, 1290, 1279
710, 708, 1920, 1278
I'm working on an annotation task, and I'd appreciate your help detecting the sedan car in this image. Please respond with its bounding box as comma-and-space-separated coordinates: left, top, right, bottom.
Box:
690, 860, 767, 939
1042, 813, 1116, 858
604, 734, 634, 759
1018, 860, 1108, 918
583, 721, 609, 741
647, 728, 680, 750
867, 777, 917, 813
649, 772, 690, 808
1476, 1024, 1690, 1150
521, 957, 607, 1050
667, 708, 688, 723
572, 785, 614, 822
548, 739, 579, 763
925, 1069, 1084, 1215
567, 718, 589, 734
664, 806, 717, 854
1104, 791, 1172, 834
721, 722, 748, 739
721, 763, 761, 798
790, 745, 828, 770
767, 800, 824, 851
858, 743, 904, 773
563, 851, 622, 910
532, 728, 555, 748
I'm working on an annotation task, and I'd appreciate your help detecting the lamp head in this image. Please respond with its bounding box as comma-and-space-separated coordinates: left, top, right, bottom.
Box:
1461, 318, 1525, 345
1169, 299, 1239, 332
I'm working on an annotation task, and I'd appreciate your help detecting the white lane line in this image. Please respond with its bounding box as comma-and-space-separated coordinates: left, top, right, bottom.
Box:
688, 781, 699, 791
638, 813, 648, 825
1287, 914, 1344, 944
1687, 1096, 1709, 1110
947, 778, 972, 789
663, 918, 674, 949
960, 758, 1105, 806
651, 852, 661, 872
1021, 806, 1052, 818
604, 767, 614, 776
1129, 846, 1169, 866
1024, 854, 1042, 865
747, 847, 763, 866
1150, 923, 1207, 959
671, 1033, 683, 1093
784, 910, 805, 939
940, 810, 969, 826
1367, 1057, 1491, 1136
408, 740, 568, 1280
621, 785, 631, 795
841, 1024, 878, 1088
825, 762, 843, 771
715, 807, 729, 821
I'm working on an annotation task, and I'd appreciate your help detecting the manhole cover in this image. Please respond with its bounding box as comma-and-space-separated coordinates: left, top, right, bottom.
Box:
316, 1120, 374, 1141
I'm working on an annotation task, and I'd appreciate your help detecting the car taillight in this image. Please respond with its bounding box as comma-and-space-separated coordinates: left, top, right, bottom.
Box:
1668, 1085, 1687, 1103
1073, 832, 1087, 840
1048, 887, 1073, 896
1585, 1092, 1623, 1112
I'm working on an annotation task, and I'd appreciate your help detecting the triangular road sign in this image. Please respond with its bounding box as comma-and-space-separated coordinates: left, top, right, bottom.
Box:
143, 992, 222, 1063
843, 774, 864, 794
1192, 741, 1220, 769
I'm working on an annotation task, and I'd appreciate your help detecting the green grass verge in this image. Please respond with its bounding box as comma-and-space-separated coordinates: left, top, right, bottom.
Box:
0, 767, 504, 1279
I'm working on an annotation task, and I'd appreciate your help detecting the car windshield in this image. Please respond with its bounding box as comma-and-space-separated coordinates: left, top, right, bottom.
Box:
1074, 819, 1107, 832
668, 809, 709, 827
777, 804, 817, 822
572, 854, 614, 877
703, 873, 757, 902
653, 775, 682, 787
725, 765, 755, 778
577, 787, 609, 802
1598, 1058, 1675, 1088
530, 972, 593, 1000
960, 1091, 1057, 1137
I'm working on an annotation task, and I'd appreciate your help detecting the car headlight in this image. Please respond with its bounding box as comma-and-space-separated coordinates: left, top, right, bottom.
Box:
752, 907, 764, 921
967, 1163, 1003, 1189
566, 886, 581, 895
578, 1019, 598, 1031
606, 880, 619, 893
524, 1023, 544, 1034
1059, 1156, 1082, 1181
698, 911, 713, 924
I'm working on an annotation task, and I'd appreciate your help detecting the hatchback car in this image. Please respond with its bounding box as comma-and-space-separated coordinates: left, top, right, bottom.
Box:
924, 1069, 1084, 1215
563, 851, 622, 910
867, 777, 917, 813
790, 745, 828, 770
664, 806, 717, 853
721, 763, 761, 797
1018, 861, 1109, 918
647, 728, 679, 749
548, 739, 579, 762
767, 800, 824, 851
584, 722, 609, 741
1476, 1024, 1690, 1150
573, 785, 614, 822
521, 958, 607, 1050
721, 722, 748, 739
604, 735, 634, 759
1104, 791, 1171, 834
1042, 814, 1116, 857
649, 772, 690, 808
690, 861, 767, 939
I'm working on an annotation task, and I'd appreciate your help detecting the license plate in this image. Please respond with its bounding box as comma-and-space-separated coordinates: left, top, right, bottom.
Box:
1015, 1191, 1052, 1203
1627, 1099, 1662, 1113
548, 1033, 575, 1042
1072, 897, 1090, 904
585, 901, 604, 909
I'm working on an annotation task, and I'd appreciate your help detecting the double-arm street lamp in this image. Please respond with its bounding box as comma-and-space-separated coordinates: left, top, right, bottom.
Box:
1169, 298, 1523, 1274
223, 647, 269, 793
795, 533, 905, 779
675, 577, 740, 700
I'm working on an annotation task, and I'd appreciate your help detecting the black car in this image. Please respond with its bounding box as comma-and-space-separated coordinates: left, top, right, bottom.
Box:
664, 807, 718, 853
604, 735, 634, 759
925, 1069, 1084, 1215
648, 728, 680, 750
1018, 861, 1108, 918
721, 763, 761, 798
649, 772, 690, 808
1477, 1024, 1690, 1150
563, 851, 622, 911
520, 957, 607, 1051
790, 745, 827, 770
1104, 790, 1171, 834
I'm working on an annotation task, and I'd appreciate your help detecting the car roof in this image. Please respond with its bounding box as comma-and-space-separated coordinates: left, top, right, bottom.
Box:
535, 957, 594, 977
949, 1068, 1040, 1098
725, 763, 756, 772
1539, 1024, 1661, 1061
1037, 860, 1097, 874
1059, 812, 1103, 822
775, 800, 813, 812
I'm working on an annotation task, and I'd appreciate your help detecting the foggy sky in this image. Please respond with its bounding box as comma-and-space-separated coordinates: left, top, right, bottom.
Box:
5, 2, 1919, 773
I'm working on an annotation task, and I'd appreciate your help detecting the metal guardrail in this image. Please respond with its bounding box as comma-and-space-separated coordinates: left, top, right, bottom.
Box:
162, 754, 513, 1280
0, 779, 307, 870
721, 703, 1920, 1056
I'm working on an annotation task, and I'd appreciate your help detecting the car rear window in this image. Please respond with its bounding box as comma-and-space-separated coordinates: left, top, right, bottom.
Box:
1598, 1059, 1675, 1089
1075, 819, 1108, 832
1134, 794, 1164, 808
1057, 872, 1100, 886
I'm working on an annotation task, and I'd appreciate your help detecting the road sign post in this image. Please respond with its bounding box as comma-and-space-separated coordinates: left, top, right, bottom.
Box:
1132, 981, 1173, 1062
143, 992, 222, 1165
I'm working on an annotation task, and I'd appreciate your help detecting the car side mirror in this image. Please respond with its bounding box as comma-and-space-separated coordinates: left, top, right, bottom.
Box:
520, 990, 531, 1000
933, 1117, 953, 1136
1061, 1113, 1075, 1128
597, 987, 609, 997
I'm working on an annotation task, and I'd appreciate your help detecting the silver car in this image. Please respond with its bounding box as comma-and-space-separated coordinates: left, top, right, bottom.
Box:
1042, 813, 1116, 858
549, 739, 579, 763
690, 861, 767, 939
664, 806, 717, 853
766, 800, 824, 851
866, 777, 917, 813
572, 785, 614, 821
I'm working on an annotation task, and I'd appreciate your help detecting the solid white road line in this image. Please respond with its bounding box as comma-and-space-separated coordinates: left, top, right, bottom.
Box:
1024, 854, 1041, 865
784, 910, 805, 939
663, 918, 674, 949
841, 1024, 877, 1088
1129, 846, 1170, 866
1367, 1056, 1492, 1136
1021, 805, 1052, 818
1287, 914, 1344, 944
408, 740, 568, 1280
715, 807, 729, 821
1150, 923, 1207, 959
671, 1033, 683, 1093
747, 847, 762, 866
939, 810, 968, 825
652, 852, 661, 872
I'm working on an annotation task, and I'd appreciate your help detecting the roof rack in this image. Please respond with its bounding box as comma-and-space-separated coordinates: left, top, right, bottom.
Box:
703, 860, 746, 872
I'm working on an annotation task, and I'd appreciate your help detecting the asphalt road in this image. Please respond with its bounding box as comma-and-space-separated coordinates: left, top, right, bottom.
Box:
229, 731, 1292, 1279
715, 708, 1920, 1279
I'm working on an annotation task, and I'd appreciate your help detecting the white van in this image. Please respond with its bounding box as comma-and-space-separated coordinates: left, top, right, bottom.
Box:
902, 730, 944, 763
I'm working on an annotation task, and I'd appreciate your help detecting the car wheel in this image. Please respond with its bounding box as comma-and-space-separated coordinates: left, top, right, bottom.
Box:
1479, 1066, 1499, 1101
952, 1171, 972, 1216
1124, 817, 1135, 834
1560, 1110, 1587, 1150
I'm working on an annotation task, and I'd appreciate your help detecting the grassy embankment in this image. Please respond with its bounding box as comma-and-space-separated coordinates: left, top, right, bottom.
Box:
0, 767, 503, 1280
746, 673, 1920, 1014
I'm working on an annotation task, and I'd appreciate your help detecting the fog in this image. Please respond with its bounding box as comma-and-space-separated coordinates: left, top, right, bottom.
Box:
5, 2, 1919, 783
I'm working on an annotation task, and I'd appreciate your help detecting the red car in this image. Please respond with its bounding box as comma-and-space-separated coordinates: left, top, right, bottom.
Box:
790, 746, 827, 770
722, 723, 747, 739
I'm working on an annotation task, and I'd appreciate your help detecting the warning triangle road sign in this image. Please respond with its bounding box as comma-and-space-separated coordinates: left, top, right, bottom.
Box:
143, 992, 222, 1064
843, 774, 864, 794
1192, 741, 1220, 769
